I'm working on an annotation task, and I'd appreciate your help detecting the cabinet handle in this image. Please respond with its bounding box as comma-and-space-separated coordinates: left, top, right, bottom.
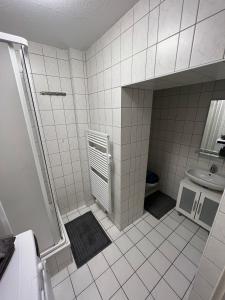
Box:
192, 201, 197, 212
197, 203, 202, 215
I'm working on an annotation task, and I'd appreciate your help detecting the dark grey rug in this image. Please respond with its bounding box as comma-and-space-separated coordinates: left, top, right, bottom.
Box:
144, 191, 176, 219
65, 211, 111, 268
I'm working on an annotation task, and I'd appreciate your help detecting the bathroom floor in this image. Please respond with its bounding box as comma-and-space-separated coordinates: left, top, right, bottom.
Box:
52, 204, 208, 300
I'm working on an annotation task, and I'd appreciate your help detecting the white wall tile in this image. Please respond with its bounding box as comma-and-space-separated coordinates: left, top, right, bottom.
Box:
112, 37, 121, 65
29, 54, 46, 74
71, 59, 84, 78
134, 0, 149, 22
148, 7, 159, 47
58, 60, 70, 78
190, 11, 225, 67
121, 28, 133, 60
204, 236, 225, 269
121, 8, 134, 33
103, 44, 112, 69
132, 50, 147, 83
112, 64, 121, 88
155, 34, 178, 76
133, 15, 148, 54
121, 58, 132, 86
181, 0, 199, 30
43, 45, 57, 58
176, 26, 194, 71
198, 0, 225, 21
146, 46, 156, 79
158, 0, 183, 42
150, 0, 160, 11
28, 41, 43, 55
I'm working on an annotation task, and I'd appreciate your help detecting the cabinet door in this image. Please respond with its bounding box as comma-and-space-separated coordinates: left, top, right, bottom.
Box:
195, 193, 219, 231
176, 183, 200, 219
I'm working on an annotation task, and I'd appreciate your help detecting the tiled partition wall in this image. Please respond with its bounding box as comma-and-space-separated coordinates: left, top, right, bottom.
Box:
68, 48, 93, 206
88, 87, 152, 229
148, 80, 225, 200
28, 42, 90, 215
85, 0, 225, 230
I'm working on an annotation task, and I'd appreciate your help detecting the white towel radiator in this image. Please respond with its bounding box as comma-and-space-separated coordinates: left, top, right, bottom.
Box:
87, 130, 112, 213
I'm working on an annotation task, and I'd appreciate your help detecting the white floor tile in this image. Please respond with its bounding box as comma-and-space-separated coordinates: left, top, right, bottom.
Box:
146, 229, 165, 247
51, 267, 69, 287
67, 260, 77, 275
126, 226, 144, 243
137, 261, 161, 291
182, 219, 199, 233
53, 277, 75, 300
70, 264, 93, 295
107, 226, 123, 240
94, 209, 107, 220
146, 294, 154, 300
168, 232, 187, 251
136, 237, 156, 258
136, 220, 152, 235
125, 246, 145, 270
182, 243, 202, 266
148, 250, 171, 276
164, 265, 190, 298
68, 211, 80, 221
77, 282, 101, 300
196, 227, 209, 242
112, 256, 134, 285
159, 240, 179, 262
170, 210, 185, 223
155, 222, 172, 238
103, 243, 122, 266
152, 279, 179, 300
101, 217, 114, 230
123, 273, 149, 300
54, 206, 206, 300
115, 234, 133, 254
175, 224, 194, 241
163, 216, 179, 230
144, 214, 160, 227
190, 234, 206, 252
96, 268, 120, 300
111, 288, 128, 300
88, 253, 109, 279
174, 253, 197, 281
90, 203, 99, 212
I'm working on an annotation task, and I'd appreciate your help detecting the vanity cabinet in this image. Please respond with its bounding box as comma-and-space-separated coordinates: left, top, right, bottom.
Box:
176, 178, 221, 231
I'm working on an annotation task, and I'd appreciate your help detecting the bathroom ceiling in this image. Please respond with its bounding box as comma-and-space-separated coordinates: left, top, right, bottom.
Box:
0, 0, 138, 50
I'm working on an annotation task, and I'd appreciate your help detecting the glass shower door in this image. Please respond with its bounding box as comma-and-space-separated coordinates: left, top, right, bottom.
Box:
19, 45, 62, 245
0, 41, 61, 252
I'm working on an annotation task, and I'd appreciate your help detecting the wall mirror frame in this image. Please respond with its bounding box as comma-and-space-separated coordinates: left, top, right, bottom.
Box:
200, 99, 225, 158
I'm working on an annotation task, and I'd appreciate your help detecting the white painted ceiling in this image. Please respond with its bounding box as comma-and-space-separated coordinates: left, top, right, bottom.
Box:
0, 0, 138, 50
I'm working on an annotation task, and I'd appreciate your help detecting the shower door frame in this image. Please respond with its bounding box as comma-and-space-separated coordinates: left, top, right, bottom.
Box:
0, 32, 70, 257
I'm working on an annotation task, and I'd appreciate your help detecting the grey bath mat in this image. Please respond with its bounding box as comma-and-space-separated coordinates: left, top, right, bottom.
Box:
65, 211, 111, 268
144, 191, 176, 219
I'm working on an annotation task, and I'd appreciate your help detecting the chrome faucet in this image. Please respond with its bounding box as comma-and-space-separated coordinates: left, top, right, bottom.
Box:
210, 164, 218, 174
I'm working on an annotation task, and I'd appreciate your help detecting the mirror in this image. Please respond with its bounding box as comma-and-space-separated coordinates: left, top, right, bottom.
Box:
200, 100, 225, 157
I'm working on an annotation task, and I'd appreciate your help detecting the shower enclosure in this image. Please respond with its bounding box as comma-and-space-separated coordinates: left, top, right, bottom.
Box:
0, 32, 68, 256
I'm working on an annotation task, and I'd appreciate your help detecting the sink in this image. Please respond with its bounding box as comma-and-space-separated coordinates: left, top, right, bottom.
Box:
185, 169, 225, 191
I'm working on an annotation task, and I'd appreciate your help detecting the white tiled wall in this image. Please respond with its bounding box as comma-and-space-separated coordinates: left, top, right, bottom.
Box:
28, 42, 91, 214
148, 80, 225, 200
85, 0, 225, 230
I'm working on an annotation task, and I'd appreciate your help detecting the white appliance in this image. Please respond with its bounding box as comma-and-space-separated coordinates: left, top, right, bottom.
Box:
0, 230, 54, 300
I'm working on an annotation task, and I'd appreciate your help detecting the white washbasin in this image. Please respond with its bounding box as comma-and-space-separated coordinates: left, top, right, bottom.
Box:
185, 169, 225, 191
